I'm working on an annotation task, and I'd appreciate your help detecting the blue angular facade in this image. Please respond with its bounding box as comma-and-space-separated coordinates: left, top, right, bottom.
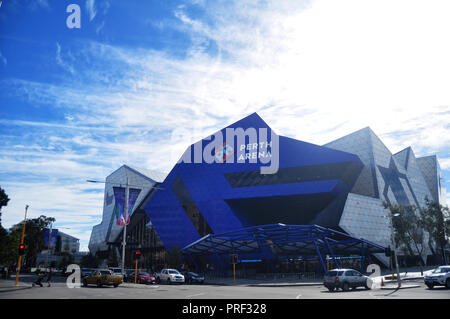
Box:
144, 113, 364, 252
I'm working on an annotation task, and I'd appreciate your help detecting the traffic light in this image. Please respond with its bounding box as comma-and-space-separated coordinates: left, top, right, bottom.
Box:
233, 254, 238, 264
384, 246, 392, 257
135, 251, 142, 260
18, 243, 25, 256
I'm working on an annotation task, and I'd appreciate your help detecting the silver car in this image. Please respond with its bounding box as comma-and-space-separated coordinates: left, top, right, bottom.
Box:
323, 269, 371, 292
424, 265, 450, 289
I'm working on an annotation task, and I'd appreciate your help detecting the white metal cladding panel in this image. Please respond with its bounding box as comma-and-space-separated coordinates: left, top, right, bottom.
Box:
417, 156, 438, 202
339, 193, 391, 247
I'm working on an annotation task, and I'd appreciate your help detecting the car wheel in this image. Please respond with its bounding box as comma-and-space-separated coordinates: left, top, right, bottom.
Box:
96, 280, 102, 288
156, 277, 160, 284
167, 278, 171, 285
364, 283, 371, 290
113, 284, 118, 288
343, 282, 350, 292
446, 279, 450, 289
426, 283, 434, 289
82, 279, 88, 287
327, 286, 335, 292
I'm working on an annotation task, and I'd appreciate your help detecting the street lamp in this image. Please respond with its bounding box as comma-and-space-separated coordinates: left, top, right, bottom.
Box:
87, 178, 162, 276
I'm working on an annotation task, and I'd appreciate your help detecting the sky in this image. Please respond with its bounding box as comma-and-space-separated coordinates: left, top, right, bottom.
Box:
0, 0, 449, 252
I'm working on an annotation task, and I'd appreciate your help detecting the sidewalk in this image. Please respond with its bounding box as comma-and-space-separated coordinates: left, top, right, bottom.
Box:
0, 280, 32, 293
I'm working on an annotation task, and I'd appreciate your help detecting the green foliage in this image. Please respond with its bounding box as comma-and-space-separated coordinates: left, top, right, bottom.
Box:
8, 215, 55, 267
165, 245, 183, 269
0, 187, 9, 209
420, 197, 450, 263
383, 202, 425, 258
80, 253, 100, 268
0, 187, 10, 227
0, 226, 19, 264
57, 252, 74, 271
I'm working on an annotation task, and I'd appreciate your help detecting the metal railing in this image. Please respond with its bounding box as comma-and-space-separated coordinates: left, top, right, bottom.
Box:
205, 271, 322, 282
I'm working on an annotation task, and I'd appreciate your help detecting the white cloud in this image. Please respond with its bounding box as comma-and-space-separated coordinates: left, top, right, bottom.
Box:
56, 42, 75, 74
0, 50, 6, 66
85, 0, 97, 22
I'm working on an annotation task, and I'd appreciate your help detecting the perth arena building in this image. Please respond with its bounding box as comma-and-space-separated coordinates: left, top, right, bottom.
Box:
89, 113, 446, 274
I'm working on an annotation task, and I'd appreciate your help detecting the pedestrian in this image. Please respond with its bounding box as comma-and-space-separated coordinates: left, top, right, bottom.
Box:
32, 269, 45, 287
47, 267, 53, 287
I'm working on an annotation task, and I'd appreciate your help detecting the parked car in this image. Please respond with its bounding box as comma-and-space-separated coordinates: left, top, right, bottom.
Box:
82, 269, 123, 288
323, 269, 371, 292
155, 269, 185, 284
424, 265, 450, 289
128, 272, 156, 284
81, 268, 94, 277
181, 271, 205, 284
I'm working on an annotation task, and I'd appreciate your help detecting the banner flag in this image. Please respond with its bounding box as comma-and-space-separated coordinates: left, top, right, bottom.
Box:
113, 187, 141, 226
127, 188, 141, 221
43, 228, 59, 249
113, 187, 126, 226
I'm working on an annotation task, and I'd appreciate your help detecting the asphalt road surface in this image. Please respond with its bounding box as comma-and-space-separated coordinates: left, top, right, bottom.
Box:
1, 280, 448, 299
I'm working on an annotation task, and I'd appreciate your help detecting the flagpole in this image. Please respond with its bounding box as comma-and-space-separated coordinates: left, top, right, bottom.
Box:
121, 177, 129, 276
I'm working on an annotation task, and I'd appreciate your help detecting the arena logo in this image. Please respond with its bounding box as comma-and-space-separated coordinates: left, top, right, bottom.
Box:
214, 143, 234, 163
178, 127, 280, 175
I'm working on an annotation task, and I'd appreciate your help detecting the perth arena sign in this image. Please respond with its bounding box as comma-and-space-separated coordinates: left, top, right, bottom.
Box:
177, 127, 280, 175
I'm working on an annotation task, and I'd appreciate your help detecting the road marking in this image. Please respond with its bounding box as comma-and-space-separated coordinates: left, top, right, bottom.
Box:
186, 292, 205, 298
295, 293, 302, 299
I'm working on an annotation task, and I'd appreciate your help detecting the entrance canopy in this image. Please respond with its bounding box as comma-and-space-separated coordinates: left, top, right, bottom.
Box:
181, 224, 385, 272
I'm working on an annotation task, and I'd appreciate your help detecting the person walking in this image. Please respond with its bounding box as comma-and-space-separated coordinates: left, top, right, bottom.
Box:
47, 267, 53, 287
32, 269, 45, 287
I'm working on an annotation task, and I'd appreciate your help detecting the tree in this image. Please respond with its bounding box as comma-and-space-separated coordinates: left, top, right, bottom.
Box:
9, 215, 55, 268
80, 253, 100, 268
165, 245, 183, 269
383, 202, 427, 271
57, 252, 74, 272
420, 197, 450, 264
0, 226, 19, 265
0, 187, 10, 227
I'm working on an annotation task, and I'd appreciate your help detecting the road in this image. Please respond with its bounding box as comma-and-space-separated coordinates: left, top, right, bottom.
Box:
1, 279, 448, 299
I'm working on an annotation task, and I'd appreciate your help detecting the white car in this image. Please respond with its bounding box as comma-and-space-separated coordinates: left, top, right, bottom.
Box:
155, 269, 185, 284
424, 265, 450, 289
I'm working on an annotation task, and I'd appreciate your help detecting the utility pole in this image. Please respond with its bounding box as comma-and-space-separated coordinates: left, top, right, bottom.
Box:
15, 205, 29, 286
121, 177, 129, 276
389, 214, 402, 288
46, 222, 53, 269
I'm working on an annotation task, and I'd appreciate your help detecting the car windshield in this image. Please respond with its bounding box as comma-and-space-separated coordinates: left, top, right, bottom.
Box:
139, 272, 150, 276
169, 270, 180, 274
100, 271, 110, 275
189, 272, 199, 276
433, 267, 450, 274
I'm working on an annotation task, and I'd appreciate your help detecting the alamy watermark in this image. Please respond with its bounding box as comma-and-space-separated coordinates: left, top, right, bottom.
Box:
66, 4, 81, 29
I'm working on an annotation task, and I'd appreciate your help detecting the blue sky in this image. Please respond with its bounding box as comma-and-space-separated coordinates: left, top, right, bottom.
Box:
0, 0, 449, 251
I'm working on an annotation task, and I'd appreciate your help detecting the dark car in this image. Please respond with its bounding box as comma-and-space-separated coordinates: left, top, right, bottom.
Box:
181, 271, 205, 284
129, 272, 156, 285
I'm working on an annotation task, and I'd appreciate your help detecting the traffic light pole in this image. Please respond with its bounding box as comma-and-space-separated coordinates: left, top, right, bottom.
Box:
134, 258, 138, 284
15, 205, 29, 286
